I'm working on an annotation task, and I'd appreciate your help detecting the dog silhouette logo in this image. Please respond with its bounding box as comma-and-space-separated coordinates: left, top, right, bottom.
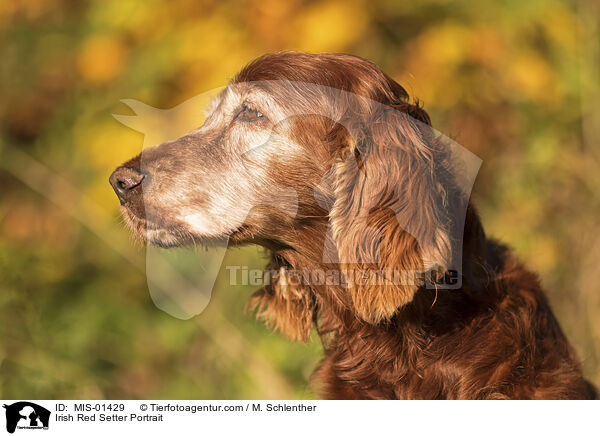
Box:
2, 402, 50, 434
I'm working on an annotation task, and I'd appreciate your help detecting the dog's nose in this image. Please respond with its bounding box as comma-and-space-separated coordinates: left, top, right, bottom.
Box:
109, 167, 145, 204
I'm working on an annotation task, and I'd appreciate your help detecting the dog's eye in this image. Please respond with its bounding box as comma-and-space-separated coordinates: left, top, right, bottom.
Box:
238, 103, 264, 122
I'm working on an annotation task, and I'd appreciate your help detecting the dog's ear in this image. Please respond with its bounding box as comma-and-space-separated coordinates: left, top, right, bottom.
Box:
329, 106, 452, 324
246, 257, 315, 342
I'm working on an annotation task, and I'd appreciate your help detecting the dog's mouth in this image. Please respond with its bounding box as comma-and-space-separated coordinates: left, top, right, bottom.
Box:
120, 206, 248, 248
120, 208, 186, 248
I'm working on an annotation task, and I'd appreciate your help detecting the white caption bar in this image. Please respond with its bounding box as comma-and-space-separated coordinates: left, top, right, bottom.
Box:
1, 400, 597, 435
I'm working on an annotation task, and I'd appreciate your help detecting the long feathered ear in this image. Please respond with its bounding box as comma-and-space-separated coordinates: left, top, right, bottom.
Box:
246, 255, 315, 342
329, 106, 453, 324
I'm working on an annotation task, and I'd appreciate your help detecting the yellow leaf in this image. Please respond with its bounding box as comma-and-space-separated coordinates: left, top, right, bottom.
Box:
294, 0, 368, 51
77, 35, 128, 84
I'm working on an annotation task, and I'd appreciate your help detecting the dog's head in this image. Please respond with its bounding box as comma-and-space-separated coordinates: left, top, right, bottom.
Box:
111, 52, 470, 335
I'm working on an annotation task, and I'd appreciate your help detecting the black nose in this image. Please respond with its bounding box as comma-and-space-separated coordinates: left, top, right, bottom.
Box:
109, 167, 145, 204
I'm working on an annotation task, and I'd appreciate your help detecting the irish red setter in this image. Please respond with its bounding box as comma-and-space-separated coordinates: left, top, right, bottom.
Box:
110, 52, 596, 399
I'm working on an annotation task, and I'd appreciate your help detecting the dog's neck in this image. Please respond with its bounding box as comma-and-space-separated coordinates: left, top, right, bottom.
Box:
262, 205, 498, 396
270, 204, 490, 314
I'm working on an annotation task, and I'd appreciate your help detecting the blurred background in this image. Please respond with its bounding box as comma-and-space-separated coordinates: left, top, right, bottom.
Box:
1, 0, 599, 399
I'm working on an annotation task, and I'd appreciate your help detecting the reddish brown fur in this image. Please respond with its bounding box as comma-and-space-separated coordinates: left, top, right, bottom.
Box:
113, 52, 596, 399
237, 53, 595, 399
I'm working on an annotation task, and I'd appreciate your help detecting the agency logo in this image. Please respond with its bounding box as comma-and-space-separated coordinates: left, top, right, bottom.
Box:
2, 402, 50, 434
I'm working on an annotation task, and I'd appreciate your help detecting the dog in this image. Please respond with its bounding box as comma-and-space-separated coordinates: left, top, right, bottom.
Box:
110, 52, 596, 399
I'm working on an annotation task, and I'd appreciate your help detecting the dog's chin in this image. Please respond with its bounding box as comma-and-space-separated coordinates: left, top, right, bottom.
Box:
120, 207, 241, 248
120, 207, 189, 248
145, 228, 187, 248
